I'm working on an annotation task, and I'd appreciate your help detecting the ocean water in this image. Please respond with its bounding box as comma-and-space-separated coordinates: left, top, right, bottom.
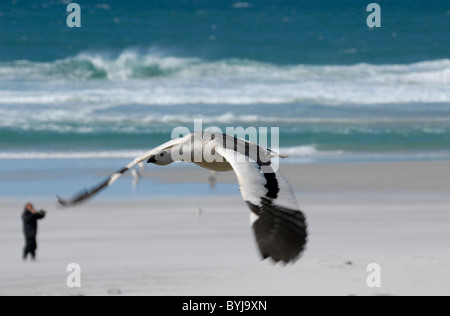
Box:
0, 0, 449, 165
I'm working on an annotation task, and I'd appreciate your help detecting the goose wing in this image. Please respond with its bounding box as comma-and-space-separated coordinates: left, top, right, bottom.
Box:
57, 138, 185, 206
215, 145, 308, 263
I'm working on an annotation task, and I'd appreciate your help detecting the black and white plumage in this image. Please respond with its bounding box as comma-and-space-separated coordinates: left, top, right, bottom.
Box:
58, 132, 308, 263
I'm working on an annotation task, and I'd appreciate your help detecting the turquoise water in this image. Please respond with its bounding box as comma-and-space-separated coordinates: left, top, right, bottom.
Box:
0, 0, 449, 164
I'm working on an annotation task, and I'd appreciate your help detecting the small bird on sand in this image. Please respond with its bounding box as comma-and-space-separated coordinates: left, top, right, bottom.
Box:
208, 171, 217, 190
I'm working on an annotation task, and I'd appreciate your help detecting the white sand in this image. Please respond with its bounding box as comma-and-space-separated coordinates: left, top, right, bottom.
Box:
1, 162, 450, 296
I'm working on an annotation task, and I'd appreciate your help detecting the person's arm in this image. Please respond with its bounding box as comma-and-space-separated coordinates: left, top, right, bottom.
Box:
35, 210, 46, 219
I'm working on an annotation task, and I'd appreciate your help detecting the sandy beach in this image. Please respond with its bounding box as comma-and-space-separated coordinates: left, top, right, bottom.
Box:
1, 161, 449, 296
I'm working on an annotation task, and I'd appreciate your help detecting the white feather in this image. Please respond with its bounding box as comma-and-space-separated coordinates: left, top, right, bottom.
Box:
215, 146, 299, 211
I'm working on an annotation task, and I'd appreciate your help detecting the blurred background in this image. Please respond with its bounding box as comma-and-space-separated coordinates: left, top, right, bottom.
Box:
0, 0, 449, 197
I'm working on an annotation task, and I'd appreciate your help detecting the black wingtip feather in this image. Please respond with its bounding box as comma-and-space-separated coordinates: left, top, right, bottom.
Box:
57, 177, 111, 207
247, 199, 308, 264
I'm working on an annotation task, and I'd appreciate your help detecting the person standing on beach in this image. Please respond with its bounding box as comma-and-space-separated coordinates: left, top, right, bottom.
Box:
22, 203, 46, 260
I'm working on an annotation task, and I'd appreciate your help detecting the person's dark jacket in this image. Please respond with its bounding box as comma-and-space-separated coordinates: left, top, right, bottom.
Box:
22, 210, 46, 239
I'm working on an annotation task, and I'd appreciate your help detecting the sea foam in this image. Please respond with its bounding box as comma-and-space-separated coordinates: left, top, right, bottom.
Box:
1, 51, 449, 107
